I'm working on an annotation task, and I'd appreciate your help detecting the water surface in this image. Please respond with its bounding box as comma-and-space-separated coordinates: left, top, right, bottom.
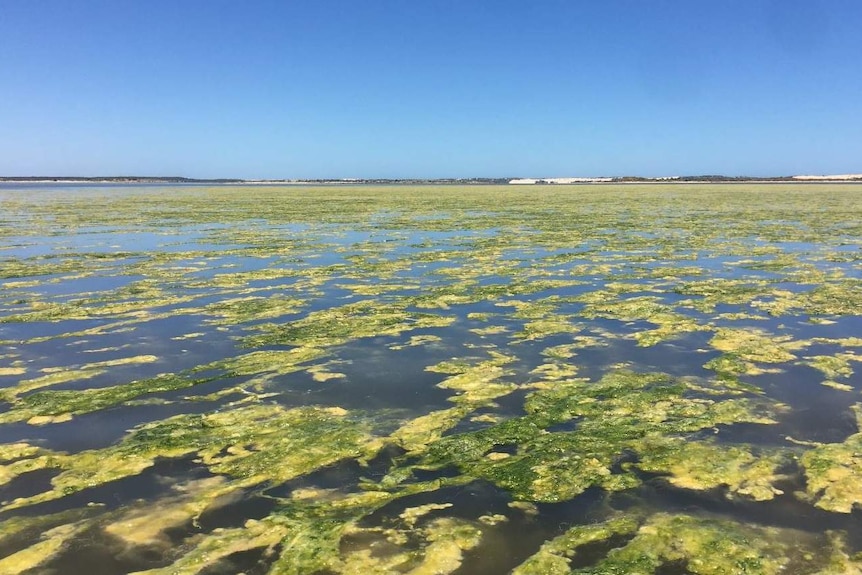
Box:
1, 183, 862, 574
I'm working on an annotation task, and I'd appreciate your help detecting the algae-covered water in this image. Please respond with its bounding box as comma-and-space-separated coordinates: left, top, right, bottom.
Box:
1, 183, 862, 574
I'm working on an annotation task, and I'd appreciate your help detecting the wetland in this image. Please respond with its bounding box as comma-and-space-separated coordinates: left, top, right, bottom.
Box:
1, 183, 862, 574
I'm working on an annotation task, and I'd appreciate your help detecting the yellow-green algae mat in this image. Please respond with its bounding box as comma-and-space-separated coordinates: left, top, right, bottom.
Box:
1, 184, 862, 574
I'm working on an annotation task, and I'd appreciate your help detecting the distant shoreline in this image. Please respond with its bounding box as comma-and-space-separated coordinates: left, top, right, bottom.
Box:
1, 175, 861, 185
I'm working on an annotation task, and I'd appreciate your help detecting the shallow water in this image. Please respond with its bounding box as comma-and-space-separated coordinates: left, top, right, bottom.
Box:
1, 183, 862, 574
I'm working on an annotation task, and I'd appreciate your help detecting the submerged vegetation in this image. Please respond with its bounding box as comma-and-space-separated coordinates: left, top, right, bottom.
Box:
1, 183, 862, 573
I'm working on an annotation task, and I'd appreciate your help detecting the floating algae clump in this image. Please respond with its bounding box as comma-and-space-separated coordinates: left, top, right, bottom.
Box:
0, 354, 159, 400
431, 351, 518, 404
513, 511, 851, 574
513, 515, 641, 575
103, 477, 236, 547
0, 347, 334, 426
392, 406, 474, 453
0, 366, 26, 376
388, 334, 444, 350
753, 281, 862, 317
577, 294, 706, 347
0, 441, 43, 465
567, 513, 794, 574
4, 404, 375, 510
243, 301, 454, 348
818, 531, 862, 574
399, 503, 454, 527
128, 517, 289, 575
399, 370, 779, 503
404, 517, 482, 575
141, 491, 480, 575
0, 372, 210, 425
514, 315, 582, 342
705, 327, 809, 378
635, 437, 788, 501
339, 517, 482, 575
801, 403, 862, 513
212, 347, 329, 377
0, 520, 91, 574
202, 295, 305, 325
306, 362, 348, 382
0, 442, 57, 487
675, 279, 770, 312
195, 405, 375, 485
806, 354, 858, 379
392, 353, 519, 452
709, 328, 805, 364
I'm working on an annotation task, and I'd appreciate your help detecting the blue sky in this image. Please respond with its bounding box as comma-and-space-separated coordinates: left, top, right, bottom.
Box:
1, 0, 860, 178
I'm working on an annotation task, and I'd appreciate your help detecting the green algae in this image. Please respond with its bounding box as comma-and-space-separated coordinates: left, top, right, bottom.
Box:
513, 515, 640, 575
4, 404, 375, 511
814, 337, 862, 348
529, 360, 581, 382
197, 406, 376, 486
635, 437, 788, 501
0, 354, 159, 400
432, 352, 518, 404
392, 353, 520, 452
0, 519, 91, 573
128, 517, 288, 575
1, 346, 335, 423
0, 508, 99, 561
817, 531, 862, 574
243, 301, 455, 348
402, 518, 482, 574
806, 353, 862, 383
306, 362, 348, 382
515, 316, 582, 342
513, 510, 857, 574
391, 370, 780, 503
569, 512, 798, 574
103, 476, 234, 546
0, 441, 43, 464
541, 342, 585, 360
800, 404, 862, 513
4, 366, 107, 399
705, 327, 811, 379
131, 488, 479, 575
0, 366, 26, 376
210, 347, 328, 379
0, 442, 54, 486
3, 183, 862, 573
4, 457, 408, 574
0, 347, 340, 424
170, 331, 205, 341
710, 328, 807, 362
338, 516, 483, 575
576, 292, 708, 347
388, 334, 443, 350
391, 406, 475, 453
1, 283, 202, 324
470, 324, 510, 336
202, 295, 306, 325
0, 257, 87, 280
0, 372, 213, 425
675, 279, 770, 312
399, 502, 454, 527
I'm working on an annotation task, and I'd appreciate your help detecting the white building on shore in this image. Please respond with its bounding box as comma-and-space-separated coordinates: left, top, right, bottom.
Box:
509, 177, 613, 184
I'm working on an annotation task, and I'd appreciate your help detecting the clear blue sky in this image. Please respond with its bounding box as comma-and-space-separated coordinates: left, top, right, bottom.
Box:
1, 0, 860, 179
